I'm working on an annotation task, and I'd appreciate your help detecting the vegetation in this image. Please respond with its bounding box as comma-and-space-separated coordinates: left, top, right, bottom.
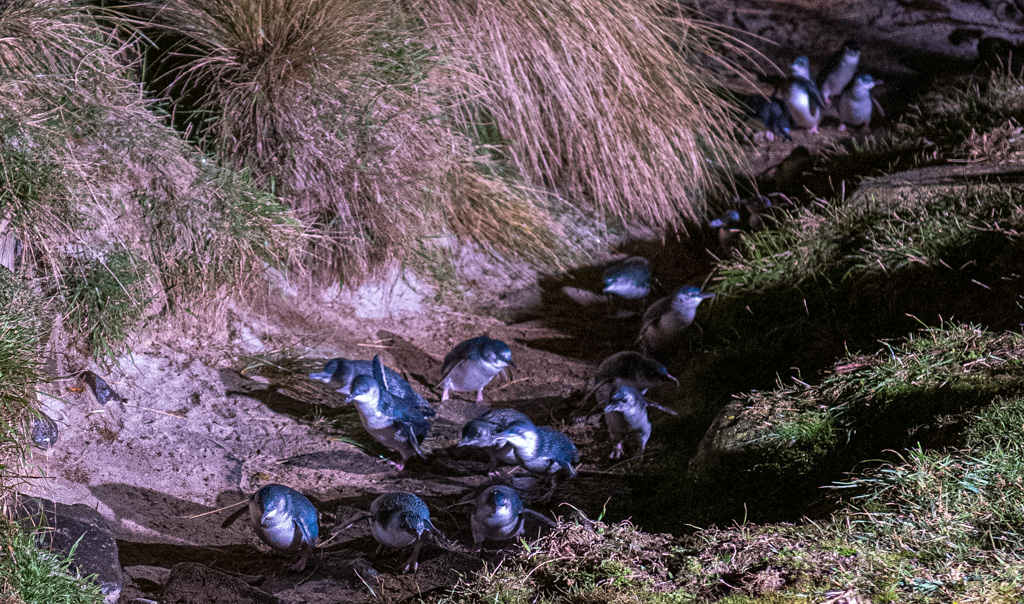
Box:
132, 0, 746, 279
0, 520, 105, 604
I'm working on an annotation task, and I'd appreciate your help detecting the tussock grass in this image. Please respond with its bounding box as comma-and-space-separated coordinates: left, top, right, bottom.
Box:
0, 520, 104, 604
138, 0, 572, 278
134, 0, 747, 279
417, 0, 745, 227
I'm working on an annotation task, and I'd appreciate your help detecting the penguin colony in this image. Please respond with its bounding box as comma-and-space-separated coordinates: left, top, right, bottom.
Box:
227, 40, 875, 575
226, 256, 712, 574
746, 39, 883, 138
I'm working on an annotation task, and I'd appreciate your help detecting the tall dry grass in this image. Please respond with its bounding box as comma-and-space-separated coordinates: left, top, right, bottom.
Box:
136, 0, 746, 280
414, 0, 745, 228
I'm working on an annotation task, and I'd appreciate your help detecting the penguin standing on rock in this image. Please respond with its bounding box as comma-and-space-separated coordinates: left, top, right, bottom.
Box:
223, 484, 319, 572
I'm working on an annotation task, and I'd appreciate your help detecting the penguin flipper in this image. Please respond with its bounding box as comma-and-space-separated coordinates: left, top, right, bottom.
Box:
522, 508, 558, 527
372, 355, 389, 391
646, 400, 679, 416
397, 421, 425, 457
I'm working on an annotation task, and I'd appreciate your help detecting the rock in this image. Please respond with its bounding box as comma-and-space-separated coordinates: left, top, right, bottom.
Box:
80, 370, 125, 405
16, 495, 123, 603
687, 400, 763, 480
29, 410, 59, 450
161, 563, 282, 604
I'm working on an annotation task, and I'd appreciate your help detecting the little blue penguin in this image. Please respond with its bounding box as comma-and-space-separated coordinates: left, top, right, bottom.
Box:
604, 383, 680, 459
346, 356, 431, 471
584, 351, 678, 405
458, 408, 534, 475
637, 285, 714, 354
494, 420, 579, 502
438, 336, 516, 403
784, 56, 824, 133
601, 256, 653, 300
369, 492, 442, 573
470, 485, 555, 554
742, 94, 792, 142
310, 357, 432, 416
226, 484, 319, 572
818, 40, 861, 105
837, 73, 879, 132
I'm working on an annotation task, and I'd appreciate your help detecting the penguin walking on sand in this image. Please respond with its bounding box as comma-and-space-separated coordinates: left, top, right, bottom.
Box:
223, 484, 319, 572
438, 336, 516, 403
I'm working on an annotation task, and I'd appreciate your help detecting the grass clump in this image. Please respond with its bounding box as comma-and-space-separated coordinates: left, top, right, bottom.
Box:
0, 0, 303, 359
814, 70, 1024, 191
0, 520, 104, 604
59, 250, 152, 361
432, 516, 694, 604
696, 178, 1024, 391
0, 272, 48, 498
637, 325, 1024, 529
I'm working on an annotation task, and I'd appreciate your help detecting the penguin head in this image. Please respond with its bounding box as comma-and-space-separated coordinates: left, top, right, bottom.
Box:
459, 419, 493, 447
842, 39, 861, 55
309, 358, 343, 383
791, 56, 811, 79
255, 485, 293, 527
677, 285, 715, 303
604, 384, 643, 414
346, 375, 380, 404
855, 73, 877, 90
496, 420, 538, 447
397, 510, 428, 538
482, 486, 519, 516
483, 339, 516, 369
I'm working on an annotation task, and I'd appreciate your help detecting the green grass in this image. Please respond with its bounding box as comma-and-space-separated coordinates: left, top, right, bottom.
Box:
60, 249, 153, 361
0, 521, 105, 604
0, 272, 48, 493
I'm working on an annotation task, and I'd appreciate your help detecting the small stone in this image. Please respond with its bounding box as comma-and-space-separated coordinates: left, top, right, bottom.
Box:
29, 411, 59, 450
80, 371, 125, 405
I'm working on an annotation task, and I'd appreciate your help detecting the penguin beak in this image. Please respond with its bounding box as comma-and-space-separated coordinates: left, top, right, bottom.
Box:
699, 292, 716, 300
506, 359, 518, 370
309, 371, 332, 382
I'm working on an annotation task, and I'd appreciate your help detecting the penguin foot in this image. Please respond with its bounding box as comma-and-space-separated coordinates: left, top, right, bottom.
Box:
838, 123, 847, 132
475, 390, 486, 404
288, 551, 309, 573
441, 388, 450, 402
809, 125, 819, 134
400, 542, 423, 574
609, 442, 625, 460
